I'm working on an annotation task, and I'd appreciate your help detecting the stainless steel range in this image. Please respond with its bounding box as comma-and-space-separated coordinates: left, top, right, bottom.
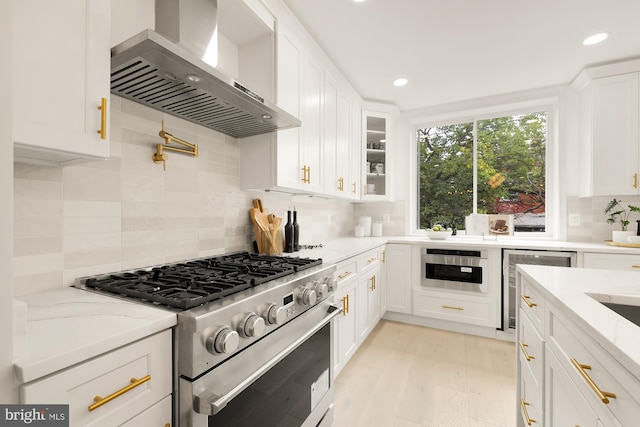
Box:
75, 252, 339, 427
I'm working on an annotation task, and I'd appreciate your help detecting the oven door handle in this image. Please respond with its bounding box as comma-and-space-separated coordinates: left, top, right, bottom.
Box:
193, 304, 342, 416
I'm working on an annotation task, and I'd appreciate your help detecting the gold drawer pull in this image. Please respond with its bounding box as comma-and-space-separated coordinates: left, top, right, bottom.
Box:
88, 375, 151, 412
367, 257, 377, 263
341, 294, 349, 315
338, 271, 353, 279
518, 341, 535, 362
97, 97, 107, 140
370, 275, 376, 291
381, 250, 386, 263
634, 173, 638, 189
521, 294, 537, 308
632, 265, 640, 269
520, 398, 537, 425
442, 305, 464, 311
570, 358, 616, 404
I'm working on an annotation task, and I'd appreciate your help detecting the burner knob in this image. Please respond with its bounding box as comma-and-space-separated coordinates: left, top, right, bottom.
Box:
325, 276, 337, 292
240, 313, 266, 338
265, 303, 286, 325
206, 326, 240, 354
315, 281, 329, 298
298, 288, 317, 306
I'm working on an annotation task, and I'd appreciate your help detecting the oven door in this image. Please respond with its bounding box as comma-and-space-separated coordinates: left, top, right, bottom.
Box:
421, 253, 489, 293
180, 302, 341, 427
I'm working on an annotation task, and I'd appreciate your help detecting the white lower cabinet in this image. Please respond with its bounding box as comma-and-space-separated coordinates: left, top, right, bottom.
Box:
333, 245, 385, 378
384, 244, 412, 314
333, 260, 358, 377
545, 349, 599, 427
120, 395, 172, 427
21, 330, 172, 427
583, 252, 640, 271
516, 270, 639, 427
358, 268, 380, 342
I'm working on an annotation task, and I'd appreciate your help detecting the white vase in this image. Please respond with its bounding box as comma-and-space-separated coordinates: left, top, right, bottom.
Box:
612, 230, 635, 243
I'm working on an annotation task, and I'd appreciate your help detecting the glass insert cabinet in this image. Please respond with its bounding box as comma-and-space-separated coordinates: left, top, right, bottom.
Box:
362, 111, 390, 199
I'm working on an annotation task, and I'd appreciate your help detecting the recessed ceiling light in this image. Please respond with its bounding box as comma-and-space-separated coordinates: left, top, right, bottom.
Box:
583, 33, 608, 46
393, 78, 408, 87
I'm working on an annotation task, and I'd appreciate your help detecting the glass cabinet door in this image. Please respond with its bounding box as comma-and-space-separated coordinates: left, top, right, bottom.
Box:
363, 112, 390, 199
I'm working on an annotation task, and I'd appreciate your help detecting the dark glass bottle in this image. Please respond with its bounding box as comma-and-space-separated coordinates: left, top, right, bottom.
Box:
293, 210, 300, 251
284, 211, 294, 253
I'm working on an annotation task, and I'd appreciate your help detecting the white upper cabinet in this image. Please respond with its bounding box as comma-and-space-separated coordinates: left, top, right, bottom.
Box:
239, 5, 364, 198
13, 0, 111, 165
591, 73, 640, 196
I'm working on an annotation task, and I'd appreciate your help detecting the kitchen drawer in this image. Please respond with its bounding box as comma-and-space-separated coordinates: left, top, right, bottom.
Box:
519, 274, 545, 333
357, 248, 380, 272
518, 308, 544, 401
120, 395, 172, 427
520, 357, 544, 427
412, 289, 497, 327
547, 307, 640, 426
335, 260, 357, 285
21, 330, 172, 427
583, 252, 640, 271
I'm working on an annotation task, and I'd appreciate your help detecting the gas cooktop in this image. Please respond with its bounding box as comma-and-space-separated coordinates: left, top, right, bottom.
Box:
79, 252, 323, 310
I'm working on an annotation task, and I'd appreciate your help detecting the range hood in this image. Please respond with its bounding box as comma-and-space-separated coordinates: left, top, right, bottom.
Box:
110, 0, 300, 139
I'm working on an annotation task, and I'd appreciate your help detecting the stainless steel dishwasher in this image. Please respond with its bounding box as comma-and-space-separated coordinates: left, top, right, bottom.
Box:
499, 249, 576, 340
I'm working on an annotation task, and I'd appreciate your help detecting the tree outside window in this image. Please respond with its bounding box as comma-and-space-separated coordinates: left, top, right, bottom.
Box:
417, 111, 547, 233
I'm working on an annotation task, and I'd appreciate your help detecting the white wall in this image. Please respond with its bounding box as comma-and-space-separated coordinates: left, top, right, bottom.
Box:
0, 0, 15, 403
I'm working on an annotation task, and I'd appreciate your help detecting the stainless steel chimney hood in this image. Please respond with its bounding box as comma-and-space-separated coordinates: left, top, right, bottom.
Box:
110, 0, 300, 139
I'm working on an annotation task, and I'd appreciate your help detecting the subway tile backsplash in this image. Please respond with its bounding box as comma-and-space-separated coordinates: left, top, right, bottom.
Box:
567, 195, 640, 242
12, 97, 362, 295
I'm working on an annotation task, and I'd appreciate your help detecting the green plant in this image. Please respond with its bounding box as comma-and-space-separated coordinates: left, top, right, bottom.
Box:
605, 198, 640, 231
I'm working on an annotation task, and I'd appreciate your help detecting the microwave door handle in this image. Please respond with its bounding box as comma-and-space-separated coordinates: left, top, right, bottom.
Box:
193, 304, 342, 416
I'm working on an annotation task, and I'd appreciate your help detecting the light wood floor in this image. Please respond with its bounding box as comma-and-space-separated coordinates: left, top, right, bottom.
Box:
333, 320, 517, 427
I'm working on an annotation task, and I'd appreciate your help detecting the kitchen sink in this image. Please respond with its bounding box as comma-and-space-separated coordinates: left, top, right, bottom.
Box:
588, 292, 640, 327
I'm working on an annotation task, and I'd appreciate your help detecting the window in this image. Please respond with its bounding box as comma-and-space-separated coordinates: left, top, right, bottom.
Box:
416, 109, 548, 234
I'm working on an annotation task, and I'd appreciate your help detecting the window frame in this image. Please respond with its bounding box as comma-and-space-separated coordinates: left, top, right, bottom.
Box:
410, 99, 559, 239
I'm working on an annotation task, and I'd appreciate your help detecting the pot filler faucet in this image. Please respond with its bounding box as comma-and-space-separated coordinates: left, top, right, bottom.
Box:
152, 120, 198, 171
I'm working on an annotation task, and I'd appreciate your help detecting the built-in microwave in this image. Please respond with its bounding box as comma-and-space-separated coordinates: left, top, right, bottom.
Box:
421, 248, 489, 293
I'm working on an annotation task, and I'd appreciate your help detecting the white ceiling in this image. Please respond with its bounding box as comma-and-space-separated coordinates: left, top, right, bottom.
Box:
281, 0, 640, 111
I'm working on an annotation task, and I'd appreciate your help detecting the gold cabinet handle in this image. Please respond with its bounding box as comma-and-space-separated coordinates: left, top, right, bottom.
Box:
632, 265, 640, 269
97, 97, 107, 139
518, 341, 535, 361
370, 275, 376, 291
520, 398, 537, 425
367, 257, 377, 264
634, 173, 638, 189
338, 271, 353, 279
340, 294, 349, 315
381, 250, 386, 263
352, 182, 356, 194
521, 294, 537, 308
442, 305, 464, 311
570, 358, 617, 404
338, 177, 344, 191
88, 375, 151, 411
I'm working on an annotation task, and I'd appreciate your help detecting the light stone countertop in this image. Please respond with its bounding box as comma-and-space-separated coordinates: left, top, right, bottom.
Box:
517, 264, 640, 381
13, 236, 639, 385
13, 287, 177, 384
291, 235, 640, 264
